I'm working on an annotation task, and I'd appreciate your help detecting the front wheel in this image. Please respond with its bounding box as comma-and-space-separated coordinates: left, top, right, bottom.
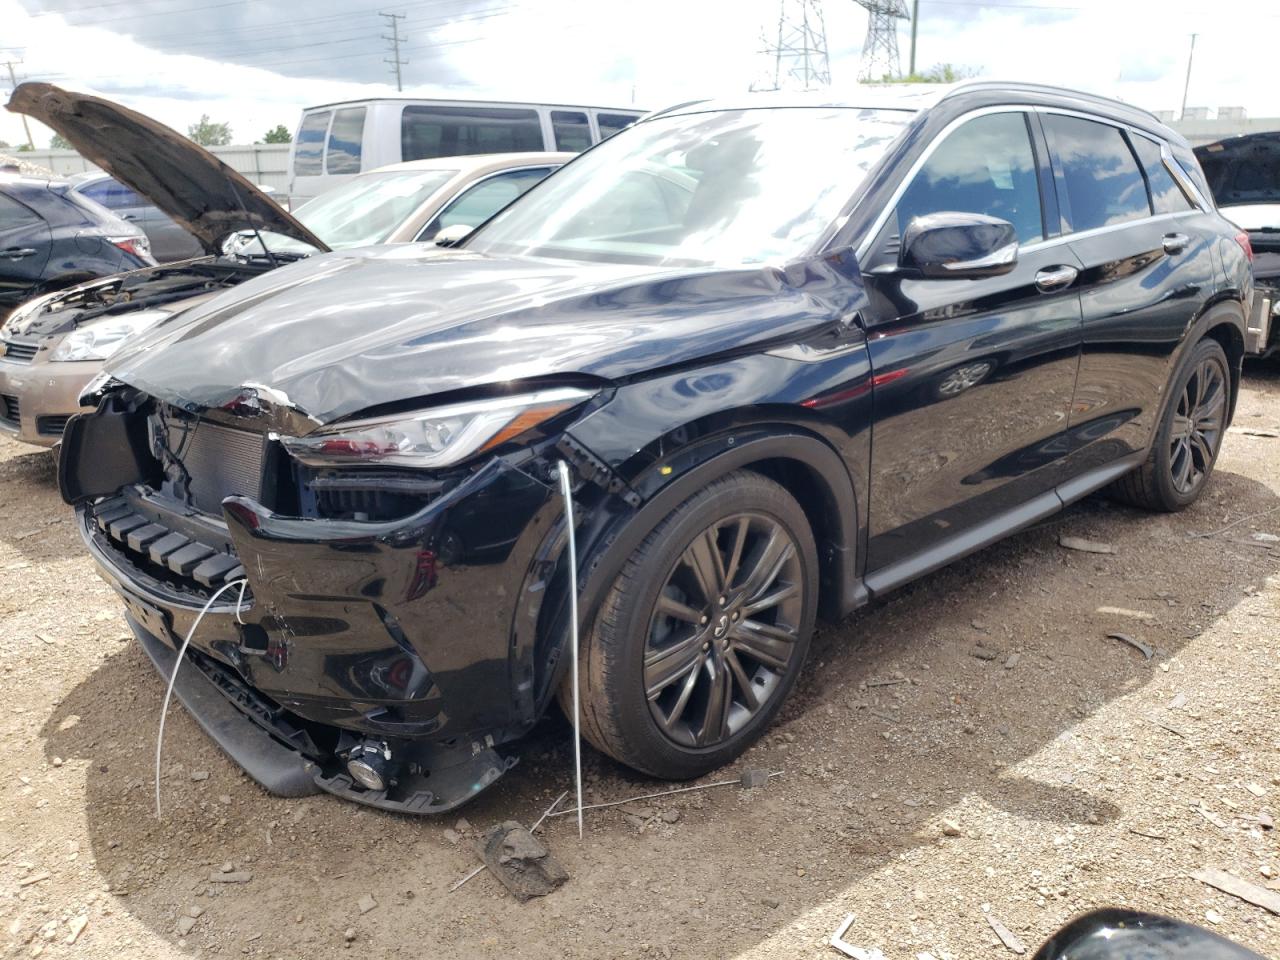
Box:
565, 470, 818, 780
1111, 337, 1230, 511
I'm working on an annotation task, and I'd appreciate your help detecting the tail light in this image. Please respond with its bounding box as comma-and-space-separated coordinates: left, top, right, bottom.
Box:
110, 236, 151, 260
1234, 230, 1254, 262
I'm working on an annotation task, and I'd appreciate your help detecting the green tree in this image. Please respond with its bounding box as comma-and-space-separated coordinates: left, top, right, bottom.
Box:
16, 143, 33, 152
50, 133, 72, 150
877, 63, 980, 84
260, 124, 292, 144
0, 139, 9, 149
188, 114, 232, 147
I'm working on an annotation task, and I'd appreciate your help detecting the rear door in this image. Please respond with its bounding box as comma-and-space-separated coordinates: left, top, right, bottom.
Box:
860, 109, 1084, 583
0, 189, 52, 308
1040, 112, 1218, 464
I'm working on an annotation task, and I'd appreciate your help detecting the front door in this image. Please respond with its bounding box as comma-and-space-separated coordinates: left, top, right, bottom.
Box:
859, 110, 1084, 584
0, 191, 51, 309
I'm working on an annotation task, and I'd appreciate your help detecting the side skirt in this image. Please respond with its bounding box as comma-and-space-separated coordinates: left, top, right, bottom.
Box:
859, 453, 1144, 601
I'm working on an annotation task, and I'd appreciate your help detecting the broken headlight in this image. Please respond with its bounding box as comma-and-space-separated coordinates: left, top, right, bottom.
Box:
49, 309, 170, 362
280, 387, 595, 469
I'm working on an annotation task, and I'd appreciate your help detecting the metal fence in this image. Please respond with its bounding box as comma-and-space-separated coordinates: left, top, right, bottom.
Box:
13, 143, 293, 193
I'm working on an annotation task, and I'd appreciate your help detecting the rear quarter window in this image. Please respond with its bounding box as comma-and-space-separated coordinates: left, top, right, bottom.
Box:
400, 106, 543, 161
1043, 114, 1151, 232
293, 111, 331, 176
1130, 135, 1193, 214
0, 191, 43, 228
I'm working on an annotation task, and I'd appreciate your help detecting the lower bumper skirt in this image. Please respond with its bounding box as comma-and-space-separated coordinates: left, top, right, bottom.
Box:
131, 615, 517, 814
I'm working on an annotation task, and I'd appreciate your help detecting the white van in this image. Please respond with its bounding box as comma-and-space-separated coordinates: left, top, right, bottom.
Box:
287, 98, 645, 202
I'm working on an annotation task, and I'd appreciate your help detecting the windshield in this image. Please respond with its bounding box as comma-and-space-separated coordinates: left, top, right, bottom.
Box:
295, 168, 457, 248
466, 107, 911, 267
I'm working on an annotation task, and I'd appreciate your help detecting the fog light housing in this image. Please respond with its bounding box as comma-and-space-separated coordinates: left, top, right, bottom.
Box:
346, 741, 393, 792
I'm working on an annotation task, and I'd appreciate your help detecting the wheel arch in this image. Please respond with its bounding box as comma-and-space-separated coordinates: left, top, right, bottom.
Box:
1189, 295, 1246, 425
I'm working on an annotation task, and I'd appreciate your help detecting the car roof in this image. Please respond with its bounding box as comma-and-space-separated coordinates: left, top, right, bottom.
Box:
365, 152, 576, 176
652, 80, 1157, 124
0, 172, 67, 189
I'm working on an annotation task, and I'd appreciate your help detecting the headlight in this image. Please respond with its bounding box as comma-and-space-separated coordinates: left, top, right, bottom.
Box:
49, 309, 170, 362
281, 387, 595, 469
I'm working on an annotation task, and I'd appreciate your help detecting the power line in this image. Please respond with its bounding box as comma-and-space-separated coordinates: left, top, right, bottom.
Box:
380, 10, 407, 91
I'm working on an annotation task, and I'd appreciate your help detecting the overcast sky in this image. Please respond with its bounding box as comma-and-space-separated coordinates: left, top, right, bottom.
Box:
3, 0, 1279, 148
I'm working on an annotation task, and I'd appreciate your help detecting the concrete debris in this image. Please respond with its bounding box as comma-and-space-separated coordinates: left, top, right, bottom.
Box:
1003, 653, 1021, 670
65, 916, 87, 945
1252, 532, 1280, 542
986, 914, 1027, 955
971, 647, 1000, 661
1096, 606, 1154, 620
186, 906, 204, 919
478, 821, 569, 902
1245, 783, 1267, 798
1192, 867, 1280, 915
660, 809, 680, 824
740, 768, 770, 789
829, 914, 886, 960
1195, 803, 1229, 830
18, 872, 49, 887
1059, 535, 1115, 554
1205, 909, 1223, 925
343, 928, 356, 943
941, 820, 962, 837
189, 770, 209, 782
1107, 633, 1153, 660
175, 916, 197, 936
442, 828, 462, 845
357, 893, 377, 915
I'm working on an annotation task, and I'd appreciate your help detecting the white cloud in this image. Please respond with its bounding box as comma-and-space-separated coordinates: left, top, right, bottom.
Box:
3, 0, 1280, 150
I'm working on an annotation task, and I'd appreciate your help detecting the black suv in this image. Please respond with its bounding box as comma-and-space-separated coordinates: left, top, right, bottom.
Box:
0, 174, 153, 314
60, 82, 1250, 813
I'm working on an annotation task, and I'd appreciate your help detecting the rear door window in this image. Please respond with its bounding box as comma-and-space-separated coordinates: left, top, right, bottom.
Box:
596, 112, 640, 140
326, 107, 366, 175
79, 179, 145, 210
1043, 114, 1151, 232
551, 111, 591, 152
895, 111, 1045, 244
401, 106, 544, 161
0, 191, 42, 228
419, 167, 555, 240
293, 111, 331, 176
1131, 135, 1193, 214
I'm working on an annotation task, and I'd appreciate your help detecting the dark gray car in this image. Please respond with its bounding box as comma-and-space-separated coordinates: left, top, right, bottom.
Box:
0, 173, 153, 315
70, 172, 203, 262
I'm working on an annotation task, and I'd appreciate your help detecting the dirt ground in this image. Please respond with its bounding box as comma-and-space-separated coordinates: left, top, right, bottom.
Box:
1, 368, 1278, 960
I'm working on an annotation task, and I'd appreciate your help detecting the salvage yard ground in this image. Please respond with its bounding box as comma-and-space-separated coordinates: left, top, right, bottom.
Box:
1, 368, 1278, 960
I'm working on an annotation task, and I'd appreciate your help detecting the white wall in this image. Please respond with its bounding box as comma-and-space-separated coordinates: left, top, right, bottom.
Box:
14, 143, 293, 193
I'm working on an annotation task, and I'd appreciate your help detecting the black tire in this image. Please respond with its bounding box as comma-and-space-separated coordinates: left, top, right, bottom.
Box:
563, 469, 819, 780
1111, 337, 1230, 512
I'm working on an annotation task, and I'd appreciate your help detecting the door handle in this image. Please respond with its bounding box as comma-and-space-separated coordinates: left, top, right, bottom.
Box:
119, 213, 139, 221
1035, 265, 1078, 293
1162, 232, 1190, 254
0, 247, 38, 260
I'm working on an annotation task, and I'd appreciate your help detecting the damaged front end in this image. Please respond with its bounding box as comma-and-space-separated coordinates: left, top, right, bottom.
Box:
63, 380, 616, 813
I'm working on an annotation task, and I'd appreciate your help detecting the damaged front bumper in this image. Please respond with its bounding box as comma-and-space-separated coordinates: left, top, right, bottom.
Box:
77, 444, 578, 813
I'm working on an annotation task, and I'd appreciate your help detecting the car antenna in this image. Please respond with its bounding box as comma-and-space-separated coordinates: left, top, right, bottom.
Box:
227, 177, 279, 269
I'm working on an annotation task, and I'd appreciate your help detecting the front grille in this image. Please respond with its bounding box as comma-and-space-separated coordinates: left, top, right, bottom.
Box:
177, 420, 266, 515
2, 339, 37, 363
0, 394, 19, 427
37, 415, 69, 437
91, 495, 246, 594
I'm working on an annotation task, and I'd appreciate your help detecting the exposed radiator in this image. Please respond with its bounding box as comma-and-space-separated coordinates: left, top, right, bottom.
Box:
178, 420, 266, 515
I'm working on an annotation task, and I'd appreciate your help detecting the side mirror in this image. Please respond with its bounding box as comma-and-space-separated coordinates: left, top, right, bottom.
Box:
900, 211, 1018, 279
434, 223, 473, 247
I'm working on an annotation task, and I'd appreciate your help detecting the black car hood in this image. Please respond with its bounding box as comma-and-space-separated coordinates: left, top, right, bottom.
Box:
102, 245, 862, 434
6, 83, 329, 257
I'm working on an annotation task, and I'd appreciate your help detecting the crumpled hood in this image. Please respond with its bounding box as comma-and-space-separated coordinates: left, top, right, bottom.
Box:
102, 244, 856, 432
6, 82, 328, 256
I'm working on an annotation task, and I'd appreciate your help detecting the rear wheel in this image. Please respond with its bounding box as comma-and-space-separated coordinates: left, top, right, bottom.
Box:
1111, 337, 1230, 511
566, 470, 818, 780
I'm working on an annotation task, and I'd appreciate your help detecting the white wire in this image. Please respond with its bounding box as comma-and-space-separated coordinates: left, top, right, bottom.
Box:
556, 461, 585, 840
154, 577, 249, 820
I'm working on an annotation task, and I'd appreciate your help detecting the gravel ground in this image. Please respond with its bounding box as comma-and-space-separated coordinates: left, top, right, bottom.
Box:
0, 366, 1277, 960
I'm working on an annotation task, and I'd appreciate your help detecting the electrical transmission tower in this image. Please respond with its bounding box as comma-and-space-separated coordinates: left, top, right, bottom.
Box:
854, 0, 909, 81
752, 0, 831, 93
380, 11, 407, 92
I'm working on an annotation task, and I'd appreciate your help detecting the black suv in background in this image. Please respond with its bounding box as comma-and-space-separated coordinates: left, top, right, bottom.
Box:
0, 174, 153, 316
61, 82, 1249, 814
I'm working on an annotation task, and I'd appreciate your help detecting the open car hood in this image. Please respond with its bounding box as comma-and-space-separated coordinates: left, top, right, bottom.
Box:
6, 82, 329, 256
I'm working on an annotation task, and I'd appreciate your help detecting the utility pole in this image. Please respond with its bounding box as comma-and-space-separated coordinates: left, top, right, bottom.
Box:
1179, 32, 1197, 121
380, 11, 407, 92
908, 0, 919, 76
3, 60, 35, 149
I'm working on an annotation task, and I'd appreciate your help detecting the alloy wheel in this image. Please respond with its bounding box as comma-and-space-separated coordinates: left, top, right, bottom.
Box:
1169, 354, 1227, 495
642, 512, 804, 749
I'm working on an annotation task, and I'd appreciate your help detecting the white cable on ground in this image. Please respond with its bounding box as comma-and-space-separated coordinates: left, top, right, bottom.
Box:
556, 461, 585, 840
154, 577, 249, 820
